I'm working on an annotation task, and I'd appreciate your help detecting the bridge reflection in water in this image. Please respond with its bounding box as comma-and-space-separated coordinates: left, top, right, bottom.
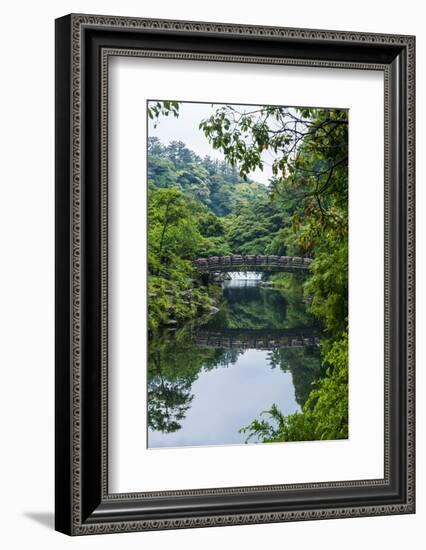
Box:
194, 254, 312, 273
194, 327, 320, 350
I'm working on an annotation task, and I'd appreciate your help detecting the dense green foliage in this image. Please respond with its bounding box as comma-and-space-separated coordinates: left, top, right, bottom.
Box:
148, 102, 349, 442
148, 136, 266, 216
147, 136, 284, 329
147, 186, 223, 330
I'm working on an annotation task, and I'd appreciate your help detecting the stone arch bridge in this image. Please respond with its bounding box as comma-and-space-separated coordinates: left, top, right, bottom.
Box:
193, 255, 312, 274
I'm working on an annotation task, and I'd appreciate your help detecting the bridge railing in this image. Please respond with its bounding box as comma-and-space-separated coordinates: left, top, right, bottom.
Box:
193, 255, 313, 271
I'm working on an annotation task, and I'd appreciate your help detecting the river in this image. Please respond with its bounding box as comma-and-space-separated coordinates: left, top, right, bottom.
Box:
147, 273, 323, 448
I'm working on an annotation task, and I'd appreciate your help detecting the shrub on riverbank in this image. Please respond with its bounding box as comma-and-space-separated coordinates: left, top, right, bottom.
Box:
240, 332, 348, 442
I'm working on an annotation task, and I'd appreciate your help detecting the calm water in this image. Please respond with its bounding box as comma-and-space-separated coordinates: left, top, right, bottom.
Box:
147, 274, 322, 448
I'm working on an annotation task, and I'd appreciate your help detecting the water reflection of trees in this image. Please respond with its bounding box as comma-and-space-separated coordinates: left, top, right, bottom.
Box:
148, 329, 240, 434
204, 283, 316, 330
268, 347, 321, 407
148, 326, 322, 435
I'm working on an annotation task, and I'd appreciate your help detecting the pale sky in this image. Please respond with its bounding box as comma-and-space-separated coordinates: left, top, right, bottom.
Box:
148, 101, 279, 185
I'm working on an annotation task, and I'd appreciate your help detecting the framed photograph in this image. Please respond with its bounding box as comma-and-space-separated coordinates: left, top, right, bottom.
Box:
55, 14, 415, 535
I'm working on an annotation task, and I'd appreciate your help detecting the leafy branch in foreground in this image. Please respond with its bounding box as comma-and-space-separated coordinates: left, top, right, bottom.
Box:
147, 100, 180, 128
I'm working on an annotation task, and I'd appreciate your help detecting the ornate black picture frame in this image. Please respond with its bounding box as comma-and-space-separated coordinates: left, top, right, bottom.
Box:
55, 13, 415, 535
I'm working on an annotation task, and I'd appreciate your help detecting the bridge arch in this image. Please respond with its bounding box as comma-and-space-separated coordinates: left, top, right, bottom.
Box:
193, 255, 312, 274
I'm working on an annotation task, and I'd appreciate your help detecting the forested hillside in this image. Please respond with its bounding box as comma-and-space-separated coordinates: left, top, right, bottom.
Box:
147, 137, 302, 330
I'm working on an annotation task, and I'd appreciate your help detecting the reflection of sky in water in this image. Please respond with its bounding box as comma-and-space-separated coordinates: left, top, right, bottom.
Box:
148, 349, 300, 449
